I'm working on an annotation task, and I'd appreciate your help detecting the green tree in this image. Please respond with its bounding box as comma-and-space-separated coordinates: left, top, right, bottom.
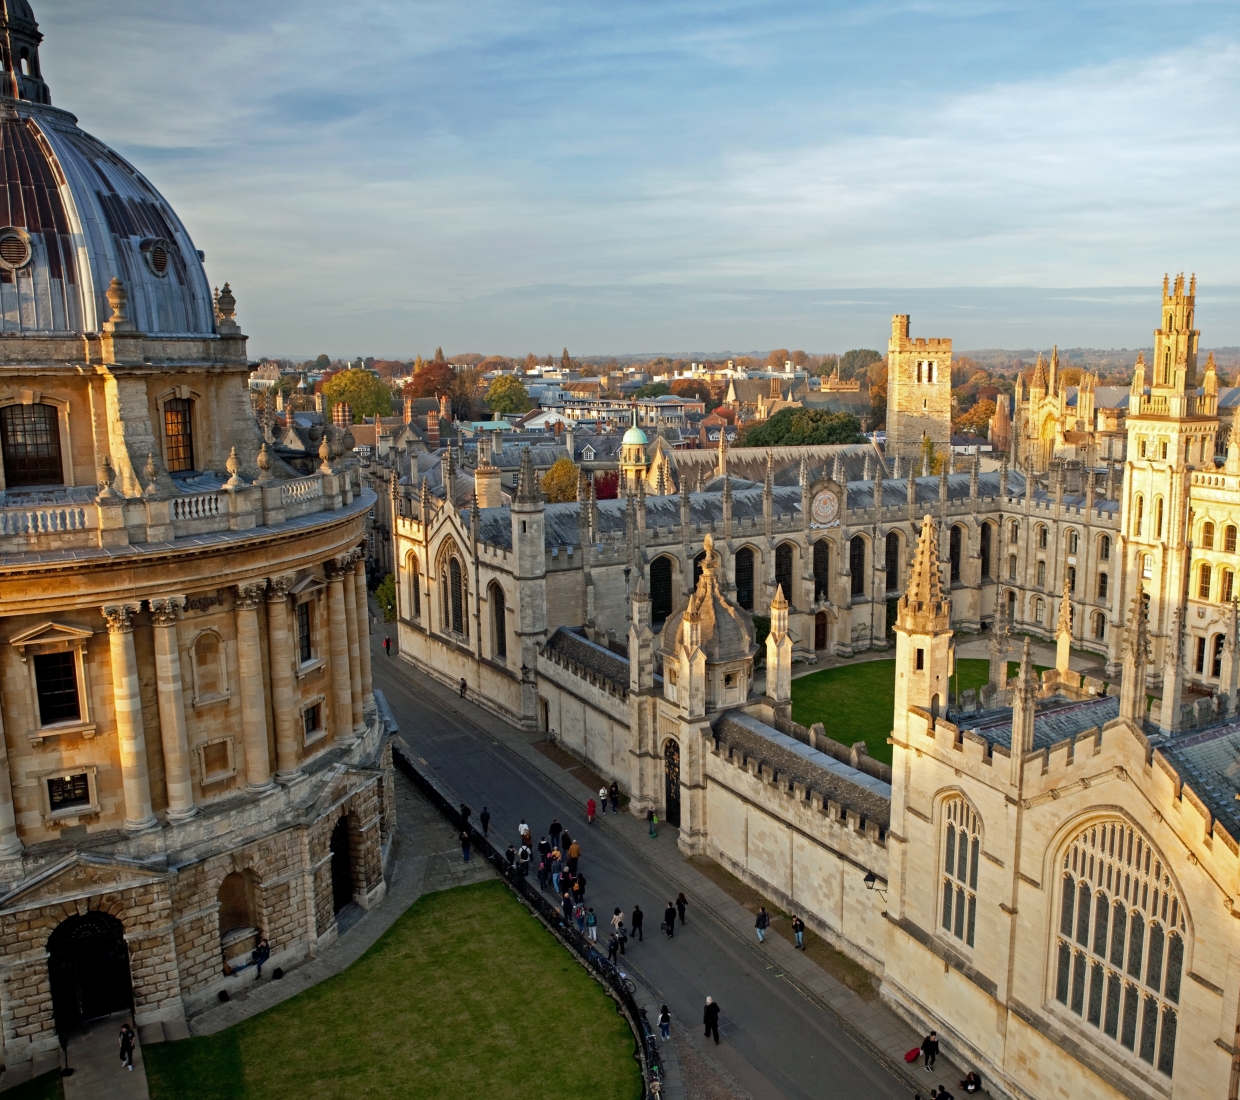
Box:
633, 382, 670, 399
486, 375, 532, 414
840, 349, 882, 379
321, 369, 392, 421
314, 353, 331, 370
375, 574, 397, 622
739, 408, 864, 447
541, 457, 579, 503
920, 436, 943, 474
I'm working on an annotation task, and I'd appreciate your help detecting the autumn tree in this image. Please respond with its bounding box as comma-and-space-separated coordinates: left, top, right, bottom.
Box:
402, 362, 455, 399
449, 368, 482, 422
486, 375, 532, 414
321, 369, 392, 421
670, 378, 711, 403
561, 347, 573, 371
954, 399, 996, 437
593, 470, 619, 500
765, 348, 791, 369
739, 408, 864, 447
523, 353, 538, 372
840, 349, 882, 380
541, 457, 579, 503
433, 347, 446, 363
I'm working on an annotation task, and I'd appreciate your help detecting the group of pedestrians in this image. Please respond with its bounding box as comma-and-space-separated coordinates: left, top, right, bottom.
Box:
587, 782, 621, 822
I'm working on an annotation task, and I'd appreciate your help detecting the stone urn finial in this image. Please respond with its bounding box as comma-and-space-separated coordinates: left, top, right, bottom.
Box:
256, 441, 274, 484
96, 455, 120, 501
216, 282, 236, 322
224, 446, 245, 489
319, 427, 334, 473
106, 277, 129, 324
142, 452, 161, 498
342, 423, 356, 453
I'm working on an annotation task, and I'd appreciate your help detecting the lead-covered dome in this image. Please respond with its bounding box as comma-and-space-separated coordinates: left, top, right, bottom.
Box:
660, 534, 755, 664
0, 2, 214, 336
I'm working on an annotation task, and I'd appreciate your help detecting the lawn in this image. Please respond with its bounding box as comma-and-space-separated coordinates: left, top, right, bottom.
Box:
791, 657, 1032, 765
145, 880, 641, 1100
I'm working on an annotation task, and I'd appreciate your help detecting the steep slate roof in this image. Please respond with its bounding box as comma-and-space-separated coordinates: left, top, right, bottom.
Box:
714, 712, 892, 826
674, 442, 886, 487
1161, 723, 1240, 842
966, 695, 1120, 753
543, 627, 630, 690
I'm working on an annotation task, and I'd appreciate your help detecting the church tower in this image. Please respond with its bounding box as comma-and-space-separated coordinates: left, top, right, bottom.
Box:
619, 406, 649, 491
512, 447, 547, 729
1122, 275, 1217, 731
891, 515, 954, 742
886, 314, 953, 466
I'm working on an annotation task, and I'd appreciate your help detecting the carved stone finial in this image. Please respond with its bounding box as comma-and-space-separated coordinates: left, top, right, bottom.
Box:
106, 277, 129, 325
256, 441, 273, 484
224, 446, 245, 489
96, 455, 119, 501
216, 282, 236, 322
143, 452, 161, 498
319, 426, 334, 472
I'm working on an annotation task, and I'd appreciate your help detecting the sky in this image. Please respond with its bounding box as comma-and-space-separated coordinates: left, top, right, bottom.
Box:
36, 1, 1240, 358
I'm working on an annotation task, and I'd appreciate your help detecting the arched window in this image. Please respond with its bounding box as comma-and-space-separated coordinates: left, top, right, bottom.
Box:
409, 554, 421, 619
1098, 572, 1109, 600
1100, 535, 1111, 561
735, 547, 755, 610
650, 556, 673, 625
1135, 496, 1144, 537
1143, 554, 1153, 580
1212, 635, 1225, 678
1035, 597, 1045, 624
1009, 520, 1019, 544
1228, 525, 1238, 554
1155, 497, 1164, 539
1055, 820, 1184, 1076
1199, 564, 1212, 601
941, 797, 980, 948
448, 557, 465, 635
849, 536, 865, 598
490, 583, 507, 659
775, 543, 794, 604
1202, 521, 1215, 549
885, 532, 900, 593
949, 526, 962, 584
1223, 570, 1235, 603
1037, 560, 1046, 588
191, 630, 228, 704
164, 397, 195, 473
1094, 612, 1106, 640
1068, 530, 1079, 554
0, 403, 63, 487
980, 522, 992, 579
1067, 566, 1077, 594
1038, 525, 1048, 549
812, 540, 830, 601
1008, 554, 1017, 581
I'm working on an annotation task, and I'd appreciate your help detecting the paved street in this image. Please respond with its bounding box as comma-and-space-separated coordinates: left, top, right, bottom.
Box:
371, 632, 950, 1100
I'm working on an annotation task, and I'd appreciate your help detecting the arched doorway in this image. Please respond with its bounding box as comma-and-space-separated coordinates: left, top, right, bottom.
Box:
330, 817, 354, 913
815, 611, 828, 650
663, 740, 681, 827
48, 910, 132, 1035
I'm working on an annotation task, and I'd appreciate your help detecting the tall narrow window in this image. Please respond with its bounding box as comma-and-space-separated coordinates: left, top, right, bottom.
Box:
1098, 572, 1109, 600
1068, 530, 1079, 554
1199, 564, 1212, 600
1155, 498, 1164, 539
980, 523, 991, 579
885, 532, 900, 592
448, 557, 464, 634
1228, 525, 1238, 553
1009, 520, 1019, 544
1223, 571, 1235, 603
1038, 525, 1048, 549
1195, 636, 1206, 675
0, 403, 62, 487
1212, 634, 1225, 678
813, 540, 830, 601
650, 556, 673, 625
775, 543, 794, 604
1008, 554, 1017, 581
849, 536, 865, 598
949, 526, 962, 584
1100, 534, 1111, 560
34, 651, 80, 724
1037, 561, 1046, 587
1068, 566, 1077, 594
164, 397, 195, 473
1202, 521, 1215, 549
735, 547, 754, 610
409, 554, 421, 619
296, 600, 312, 662
491, 584, 507, 658
1094, 612, 1106, 640
1135, 496, 1144, 536
941, 798, 980, 948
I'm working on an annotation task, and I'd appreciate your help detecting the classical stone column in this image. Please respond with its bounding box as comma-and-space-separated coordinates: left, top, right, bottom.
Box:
353, 555, 374, 709
342, 554, 364, 733
234, 583, 274, 792
266, 575, 302, 781
102, 603, 158, 833
0, 698, 23, 857
326, 558, 354, 740
149, 596, 196, 821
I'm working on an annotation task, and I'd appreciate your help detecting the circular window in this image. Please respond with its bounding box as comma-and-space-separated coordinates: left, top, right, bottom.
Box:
0, 228, 31, 270
140, 237, 172, 277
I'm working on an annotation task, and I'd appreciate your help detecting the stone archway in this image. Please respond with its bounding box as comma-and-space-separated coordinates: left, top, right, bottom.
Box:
47, 910, 132, 1035
330, 816, 355, 914
663, 740, 681, 827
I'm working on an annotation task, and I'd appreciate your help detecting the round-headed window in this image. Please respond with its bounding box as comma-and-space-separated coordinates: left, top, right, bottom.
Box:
0, 228, 31, 270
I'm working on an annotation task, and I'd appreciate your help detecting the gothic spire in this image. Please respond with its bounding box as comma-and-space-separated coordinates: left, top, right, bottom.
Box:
515, 446, 540, 505
897, 515, 950, 632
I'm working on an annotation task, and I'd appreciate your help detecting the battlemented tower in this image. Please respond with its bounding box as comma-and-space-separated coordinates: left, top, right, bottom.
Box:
886, 314, 952, 465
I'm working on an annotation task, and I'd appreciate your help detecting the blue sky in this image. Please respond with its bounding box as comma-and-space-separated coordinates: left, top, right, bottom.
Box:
39, 1, 1240, 356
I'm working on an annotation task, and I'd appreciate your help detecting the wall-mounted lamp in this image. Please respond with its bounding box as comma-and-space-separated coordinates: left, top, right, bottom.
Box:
863, 870, 887, 901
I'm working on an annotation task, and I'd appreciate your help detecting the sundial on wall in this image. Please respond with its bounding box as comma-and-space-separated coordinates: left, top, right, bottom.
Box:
810, 489, 840, 529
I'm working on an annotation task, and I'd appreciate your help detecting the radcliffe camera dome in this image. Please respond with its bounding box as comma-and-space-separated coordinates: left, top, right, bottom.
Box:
0, 1, 215, 336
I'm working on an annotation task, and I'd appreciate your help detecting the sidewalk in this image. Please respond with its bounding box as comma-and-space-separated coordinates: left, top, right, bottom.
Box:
63, 1011, 149, 1100
381, 639, 977, 1097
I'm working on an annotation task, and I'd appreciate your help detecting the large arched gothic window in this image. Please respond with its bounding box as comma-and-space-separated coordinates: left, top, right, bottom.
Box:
849, 536, 865, 597
775, 543, 794, 603
886, 531, 901, 592
490, 583, 507, 659
650, 556, 673, 625
408, 554, 421, 620
813, 540, 831, 601
735, 547, 755, 610
1055, 819, 1184, 1077
949, 525, 962, 584
448, 557, 465, 634
941, 797, 980, 948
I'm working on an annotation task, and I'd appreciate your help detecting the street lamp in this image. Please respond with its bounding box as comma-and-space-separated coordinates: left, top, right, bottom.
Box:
863, 870, 887, 902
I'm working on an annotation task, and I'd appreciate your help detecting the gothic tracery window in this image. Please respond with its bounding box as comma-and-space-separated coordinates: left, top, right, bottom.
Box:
941, 797, 980, 948
1055, 820, 1183, 1077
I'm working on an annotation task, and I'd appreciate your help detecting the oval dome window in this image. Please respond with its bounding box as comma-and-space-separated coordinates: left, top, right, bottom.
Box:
0, 229, 31, 270
140, 237, 173, 277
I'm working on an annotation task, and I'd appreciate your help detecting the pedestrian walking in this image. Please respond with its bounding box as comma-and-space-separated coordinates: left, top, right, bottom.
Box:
560, 829, 573, 855
567, 840, 581, 874
609, 781, 620, 813
703, 997, 721, 1045
119, 1022, 135, 1070
460, 829, 471, 862
383, 635, 391, 656
574, 904, 586, 933
574, 870, 587, 901
611, 907, 625, 934
632, 904, 644, 941
518, 818, 531, 845
921, 1030, 939, 1071
658, 1004, 671, 1041
550, 855, 562, 894
607, 932, 620, 963
663, 901, 676, 938
459, 802, 471, 830
252, 936, 270, 978
518, 844, 531, 877
586, 907, 598, 941
676, 892, 688, 925
755, 906, 769, 943
537, 860, 548, 891
458, 677, 467, 698
599, 786, 609, 815
562, 892, 574, 925
647, 808, 657, 837
549, 817, 562, 849
480, 807, 491, 836
538, 835, 551, 864
587, 797, 596, 824
792, 915, 805, 949
504, 844, 516, 874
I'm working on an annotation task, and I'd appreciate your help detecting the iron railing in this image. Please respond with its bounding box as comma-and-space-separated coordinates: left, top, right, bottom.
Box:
391, 738, 661, 1098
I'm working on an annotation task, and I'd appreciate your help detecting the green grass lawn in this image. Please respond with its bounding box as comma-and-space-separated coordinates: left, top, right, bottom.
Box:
791, 657, 1042, 764
3, 1071, 63, 1100
145, 880, 641, 1100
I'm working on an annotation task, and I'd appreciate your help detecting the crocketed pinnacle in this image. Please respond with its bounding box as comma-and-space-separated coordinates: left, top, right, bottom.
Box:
515, 446, 540, 505
1030, 354, 1047, 391
897, 514, 950, 632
